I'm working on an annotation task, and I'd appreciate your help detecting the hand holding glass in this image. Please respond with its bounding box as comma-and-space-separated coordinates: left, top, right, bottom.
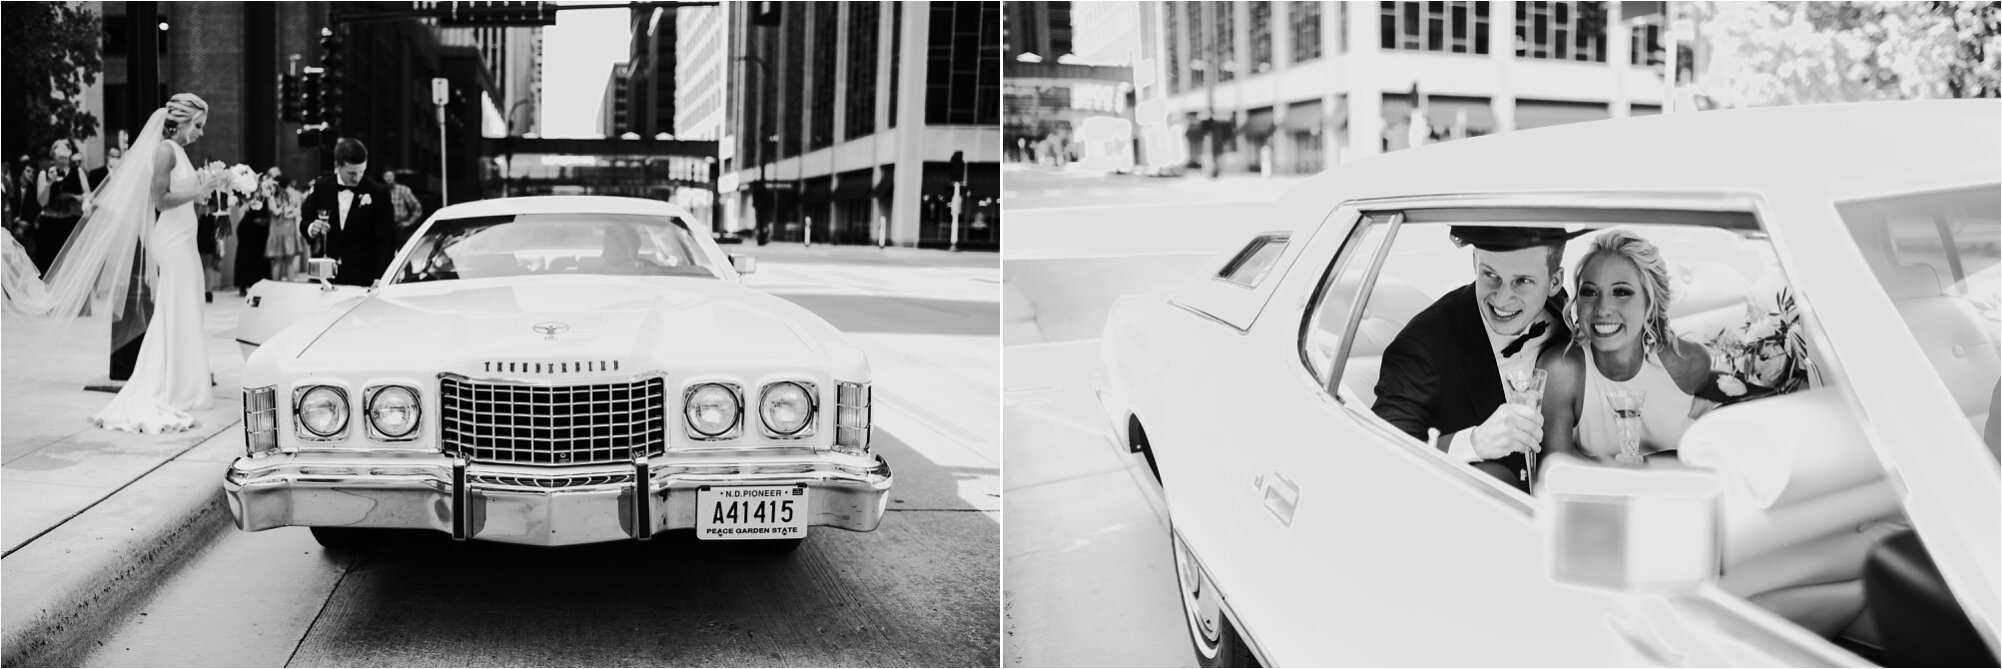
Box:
1504, 369, 1547, 484
1607, 389, 1647, 466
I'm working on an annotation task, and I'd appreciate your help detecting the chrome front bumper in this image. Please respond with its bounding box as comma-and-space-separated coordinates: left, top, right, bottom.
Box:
223, 450, 892, 546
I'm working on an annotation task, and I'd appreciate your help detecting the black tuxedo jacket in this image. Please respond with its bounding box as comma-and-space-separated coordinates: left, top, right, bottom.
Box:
301, 176, 394, 286
1370, 283, 1570, 492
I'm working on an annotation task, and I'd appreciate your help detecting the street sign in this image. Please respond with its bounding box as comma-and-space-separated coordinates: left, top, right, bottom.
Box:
432, 78, 449, 106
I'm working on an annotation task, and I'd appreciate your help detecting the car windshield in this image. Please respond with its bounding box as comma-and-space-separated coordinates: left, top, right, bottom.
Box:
391, 212, 720, 284
1836, 184, 2001, 456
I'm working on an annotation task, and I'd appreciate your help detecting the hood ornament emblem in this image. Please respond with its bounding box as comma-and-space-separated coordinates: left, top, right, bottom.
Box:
532, 321, 570, 340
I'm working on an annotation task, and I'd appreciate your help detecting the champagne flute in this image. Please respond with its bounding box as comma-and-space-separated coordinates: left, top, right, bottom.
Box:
1504, 368, 1547, 486
1607, 389, 1647, 466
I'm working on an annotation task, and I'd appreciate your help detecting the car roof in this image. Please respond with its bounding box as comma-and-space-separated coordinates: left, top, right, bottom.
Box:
1272, 100, 2000, 233
432, 195, 701, 226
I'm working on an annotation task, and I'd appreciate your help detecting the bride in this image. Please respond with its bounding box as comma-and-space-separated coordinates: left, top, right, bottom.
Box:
2, 93, 231, 433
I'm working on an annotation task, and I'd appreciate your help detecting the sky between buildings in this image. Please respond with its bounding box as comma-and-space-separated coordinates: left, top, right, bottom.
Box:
541, 2, 631, 138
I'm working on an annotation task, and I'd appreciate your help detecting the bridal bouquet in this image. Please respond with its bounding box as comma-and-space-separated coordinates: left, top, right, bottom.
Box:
1696, 287, 1814, 405
195, 162, 260, 196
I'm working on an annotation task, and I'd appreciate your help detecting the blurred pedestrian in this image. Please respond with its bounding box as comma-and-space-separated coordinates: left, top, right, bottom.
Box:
33, 139, 90, 273
89, 145, 122, 188
384, 169, 423, 246
264, 175, 305, 281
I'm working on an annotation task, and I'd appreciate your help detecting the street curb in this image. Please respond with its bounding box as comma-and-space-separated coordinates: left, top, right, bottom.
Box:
0, 433, 238, 667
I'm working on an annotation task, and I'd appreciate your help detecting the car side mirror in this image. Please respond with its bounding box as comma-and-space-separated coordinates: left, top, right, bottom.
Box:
730, 254, 757, 275
1540, 454, 1722, 593
306, 257, 338, 291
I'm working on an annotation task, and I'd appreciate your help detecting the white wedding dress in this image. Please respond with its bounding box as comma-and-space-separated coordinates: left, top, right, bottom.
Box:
2, 108, 213, 434
89, 140, 212, 432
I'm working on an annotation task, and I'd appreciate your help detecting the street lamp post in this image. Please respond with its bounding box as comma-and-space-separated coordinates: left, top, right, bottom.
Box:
737, 54, 774, 245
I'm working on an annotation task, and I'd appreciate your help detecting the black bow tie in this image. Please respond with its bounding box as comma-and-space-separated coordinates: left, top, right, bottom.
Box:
335, 182, 357, 192
1500, 320, 1548, 358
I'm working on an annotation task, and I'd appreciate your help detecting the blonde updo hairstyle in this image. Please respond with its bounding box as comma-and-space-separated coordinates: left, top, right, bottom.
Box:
1571, 228, 1675, 354
161, 93, 209, 140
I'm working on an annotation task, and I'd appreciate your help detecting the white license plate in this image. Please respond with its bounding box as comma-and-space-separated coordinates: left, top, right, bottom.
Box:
695, 485, 808, 540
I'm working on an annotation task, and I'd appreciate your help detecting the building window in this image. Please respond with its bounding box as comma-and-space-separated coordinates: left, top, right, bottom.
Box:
810, 1, 837, 150
1214, 2, 1237, 82
1630, 17, 1664, 66
1185, 3, 1207, 88
925, 2, 1001, 126
1290, 129, 1323, 174
782, 10, 805, 157
1517, 1, 1608, 62
845, 2, 879, 140
1380, 1, 1488, 54
1250, 2, 1272, 73
1166, 9, 1182, 93
1290, 2, 1321, 63
890, 2, 902, 128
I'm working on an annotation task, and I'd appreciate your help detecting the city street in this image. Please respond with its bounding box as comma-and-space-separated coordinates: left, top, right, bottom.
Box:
1002, 167, 1296, 667
21, 245, 999, 668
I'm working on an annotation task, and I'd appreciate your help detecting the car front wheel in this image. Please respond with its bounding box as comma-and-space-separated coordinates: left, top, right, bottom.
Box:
1173, 528, 1259, 668
309, 526, 380, 550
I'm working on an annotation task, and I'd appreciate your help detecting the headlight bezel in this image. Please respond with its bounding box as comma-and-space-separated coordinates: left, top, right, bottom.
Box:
364, 384, 423, 441
293, 384, 352, 441
683, 381, 745, 441
757, 380, 818, 439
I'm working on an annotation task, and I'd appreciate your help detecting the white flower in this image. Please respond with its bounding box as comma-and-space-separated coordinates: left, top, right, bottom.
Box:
1716, 374, 1747, 397
1743, 315, 1781, 342
359, 193, 373, 208
228, 164, 260, 194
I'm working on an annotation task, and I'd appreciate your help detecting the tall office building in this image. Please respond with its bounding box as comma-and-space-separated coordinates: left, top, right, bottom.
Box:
721, 2, 1001, 249
598, 62, 632, 137
1005, 1, 1073, 60
671, 2, 728, 225
1137, 1, 1670, 175
624, 5, 677, 138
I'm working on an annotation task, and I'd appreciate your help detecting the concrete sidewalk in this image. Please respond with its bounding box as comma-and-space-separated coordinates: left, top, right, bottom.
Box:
2, 294, 249, 666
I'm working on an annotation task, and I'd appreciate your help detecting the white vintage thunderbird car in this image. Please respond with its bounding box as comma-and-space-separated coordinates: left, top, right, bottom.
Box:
226, 196, 889, 550
1097, 101, 1998, 666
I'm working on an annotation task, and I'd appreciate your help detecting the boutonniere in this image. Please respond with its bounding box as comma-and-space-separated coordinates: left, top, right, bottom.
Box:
359, 193, 373, 207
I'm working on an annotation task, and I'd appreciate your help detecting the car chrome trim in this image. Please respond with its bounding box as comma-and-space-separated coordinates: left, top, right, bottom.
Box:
244, 386, 280, 456
1344, 190, 1770, 216
438, 372, 669, 465
683, 381, 746, 441
834, 381, 872, 454
1212, 232, 1291, 289
452, 455, 469, 541
756, 379, 819, 440
1330, 213, 1405, 397
633, 455, 652, 541
292, 384, 352, 442
362, 384, 423, 442
1170, 301, 1249, 335
439, 370, 666, 387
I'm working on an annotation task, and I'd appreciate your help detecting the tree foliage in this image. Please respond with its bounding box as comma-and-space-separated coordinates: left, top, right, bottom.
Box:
1691, 1, 2001, 108
1, 1, 103, 162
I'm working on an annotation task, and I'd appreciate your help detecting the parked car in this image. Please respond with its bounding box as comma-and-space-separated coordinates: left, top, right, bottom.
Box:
1096, 101, 1998, 666
227, 196, 891, 551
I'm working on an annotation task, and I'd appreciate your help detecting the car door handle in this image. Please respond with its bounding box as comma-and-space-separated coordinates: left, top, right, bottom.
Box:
1261, 470, 1300, 528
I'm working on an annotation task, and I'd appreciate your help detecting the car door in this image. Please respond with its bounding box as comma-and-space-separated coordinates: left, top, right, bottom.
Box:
1215, 200, 1872, 666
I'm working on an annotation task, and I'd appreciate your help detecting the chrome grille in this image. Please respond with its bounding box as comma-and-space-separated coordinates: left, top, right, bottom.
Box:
470, 472, 635, 489
439, 375, 667, 465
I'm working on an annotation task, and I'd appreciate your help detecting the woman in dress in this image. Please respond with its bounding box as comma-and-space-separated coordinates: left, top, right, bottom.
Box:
1538, 229, 1715, 465
264, 174, 305, 281
231, 173, 272, 294
1, 93, 230, 433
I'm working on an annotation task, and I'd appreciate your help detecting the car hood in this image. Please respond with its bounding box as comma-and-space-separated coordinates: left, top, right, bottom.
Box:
295, 278, 825, 367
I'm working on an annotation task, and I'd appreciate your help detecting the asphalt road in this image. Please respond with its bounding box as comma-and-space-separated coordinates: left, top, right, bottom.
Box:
79, 247, 1001, 668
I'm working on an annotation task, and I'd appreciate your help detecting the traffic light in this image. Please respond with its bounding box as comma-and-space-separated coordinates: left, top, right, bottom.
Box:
280, 73, 302, 123
439, 1, 555, 27
319, 29, 345, 131
300, 69, 323, 126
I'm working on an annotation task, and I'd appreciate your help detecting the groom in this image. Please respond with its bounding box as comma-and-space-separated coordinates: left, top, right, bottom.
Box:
302, 138, 394, 286
1371, 226, 1583, 492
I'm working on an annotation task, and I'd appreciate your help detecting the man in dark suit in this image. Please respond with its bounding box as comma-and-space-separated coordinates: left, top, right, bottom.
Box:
86, 145, 120, 189
1372, 226, 1584, 492
301, 138, 394, 286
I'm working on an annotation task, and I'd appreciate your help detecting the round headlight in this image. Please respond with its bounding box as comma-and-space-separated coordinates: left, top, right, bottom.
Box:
685, 383, 740, 437
368, 386, 420, 438
760, 382, 814, 435
298, 386, 349, 437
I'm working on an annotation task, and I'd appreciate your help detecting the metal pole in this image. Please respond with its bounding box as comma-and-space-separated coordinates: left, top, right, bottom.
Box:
1202, 1, 1219, 179
438, 104, 450, 206
949, 183, 961, 252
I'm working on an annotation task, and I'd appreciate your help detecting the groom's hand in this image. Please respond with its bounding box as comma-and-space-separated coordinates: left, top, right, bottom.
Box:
308, 219, 330, 237
1471, 403, 1542, 460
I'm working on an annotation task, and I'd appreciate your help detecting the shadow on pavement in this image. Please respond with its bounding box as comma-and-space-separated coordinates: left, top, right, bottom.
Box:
284, 426, 997, 667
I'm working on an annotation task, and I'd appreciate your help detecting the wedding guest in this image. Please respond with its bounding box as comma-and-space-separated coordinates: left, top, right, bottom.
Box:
34, 140, 91, 273
264, 175, 306, 281
232, 172, 273, 294
385, 169, 424, 246
197, 189, 231, 302
88, 145, 122, 188
1537, 229, 1714, 465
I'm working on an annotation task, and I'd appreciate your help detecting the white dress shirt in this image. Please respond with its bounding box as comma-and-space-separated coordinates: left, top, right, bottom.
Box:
1440, 306, 1554, 462
335, 181, 356, 230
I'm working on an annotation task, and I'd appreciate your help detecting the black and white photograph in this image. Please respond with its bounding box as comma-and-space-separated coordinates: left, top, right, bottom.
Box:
1, 1, 999, 666
1001, 1, 1999, 667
